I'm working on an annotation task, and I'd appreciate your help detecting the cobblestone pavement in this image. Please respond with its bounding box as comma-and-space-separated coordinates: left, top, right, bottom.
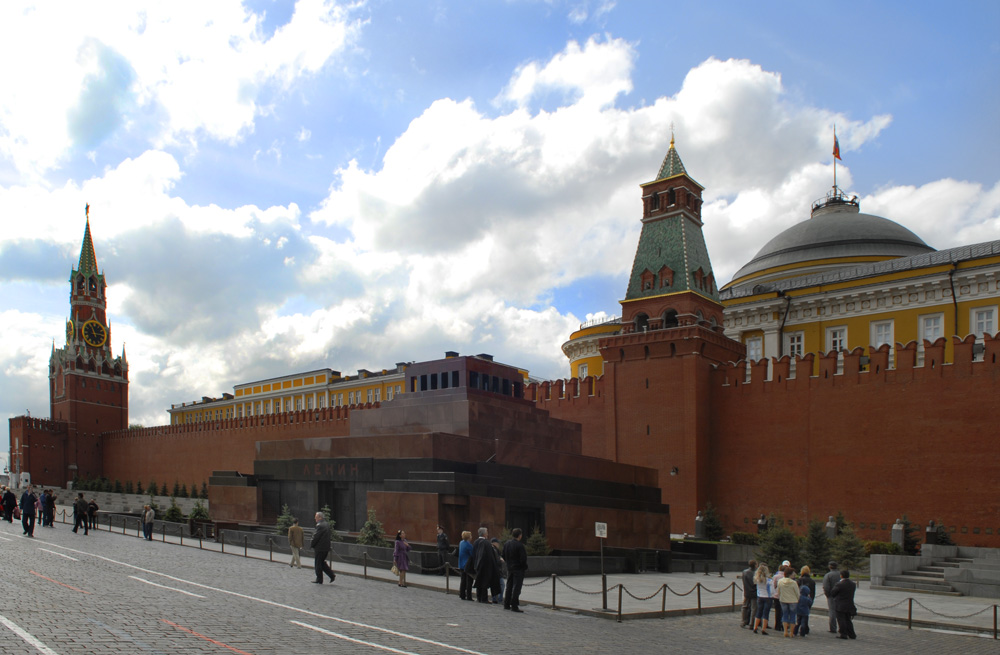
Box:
1, 520, 996, 654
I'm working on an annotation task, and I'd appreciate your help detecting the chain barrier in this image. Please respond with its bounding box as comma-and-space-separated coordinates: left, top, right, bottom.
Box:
911, 599, 995, 620
622, 585, 663, 602
665, 584, 697, 597
522, 576, 549, 587
856, 598, 909, 611
698, 582, 735, 595
556, 576, 607, 595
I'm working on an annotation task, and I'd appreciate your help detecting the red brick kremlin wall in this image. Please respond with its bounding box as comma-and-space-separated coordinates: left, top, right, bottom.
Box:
531, 334, 1000, 548
100, 406, 356, 490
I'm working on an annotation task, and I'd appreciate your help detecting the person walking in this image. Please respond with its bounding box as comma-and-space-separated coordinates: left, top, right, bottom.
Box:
393, 530, 412, 587
87, 498, 99, 530
777, 566, 800, 637
288, 518, 304, 569
502, 527, 527, 612
830, 570, 858, 639
458, 531, 474, 601
45, 489, 57, 527
491, 538, 506, 604
19, 485, 37, 537
310, 511, 336, 584
72, 493, 89, 535
142, 504, 155, 540
795, 583, 813, 637
822, 561, 840, 633
436, 525, 450, 575
741, 559, 758, 628
751, 563, 772, 634
39, 489, 50, 527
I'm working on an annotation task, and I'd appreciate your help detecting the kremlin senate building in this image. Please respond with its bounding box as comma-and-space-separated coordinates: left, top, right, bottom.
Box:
9, 138, 1000, 552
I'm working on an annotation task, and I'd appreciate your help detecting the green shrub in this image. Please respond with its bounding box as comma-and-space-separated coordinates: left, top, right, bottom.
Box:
200, 481, 209, 499
831, 524, 866, 569
731, 531, 759, 545
113, 479, 123, 494
864, 540, 902, 556
757, 522, 799, 570
125, 481, 134, 494
135, 480, 143, 495
802, 519, 832, 571
179, 483, 189, 499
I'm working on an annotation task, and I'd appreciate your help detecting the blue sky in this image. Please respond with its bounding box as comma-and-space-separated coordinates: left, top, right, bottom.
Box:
1, 0, 998, 464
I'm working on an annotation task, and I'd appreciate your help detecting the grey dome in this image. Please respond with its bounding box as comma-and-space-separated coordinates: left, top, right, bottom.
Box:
729, 200, 934, 285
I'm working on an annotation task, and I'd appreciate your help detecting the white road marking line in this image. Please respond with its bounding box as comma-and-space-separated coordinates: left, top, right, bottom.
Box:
292, 621, 421, 655
129, 576, 206, 598
0, 612, 61, 655
22, 541, 489, 655
0, 536, 12, 541
39, 548, 78, 561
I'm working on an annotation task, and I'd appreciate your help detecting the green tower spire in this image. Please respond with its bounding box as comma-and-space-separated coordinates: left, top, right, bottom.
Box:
77, 205, 99, 276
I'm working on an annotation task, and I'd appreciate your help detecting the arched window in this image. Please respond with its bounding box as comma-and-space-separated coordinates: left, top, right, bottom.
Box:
667, 188, 676, 206
634, 313, 649, 332
662, 310, 678, 328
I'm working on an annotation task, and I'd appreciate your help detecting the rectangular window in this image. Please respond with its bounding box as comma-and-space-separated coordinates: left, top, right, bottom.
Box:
367, 389, 373, 403
871, 320, 894, 348
826, 326, 847, 353
745, 337, 763, 362
237, 406, 243, 418
972, 307, 996, 337
578, 363, 589, 378
918, 313, 944, 365
318, 395, 326, 408
374, 388, 381, 402
386, 386, 394, 401
784, 332, 804, 358
349, 391, 355, 405
307, 396, 314, 410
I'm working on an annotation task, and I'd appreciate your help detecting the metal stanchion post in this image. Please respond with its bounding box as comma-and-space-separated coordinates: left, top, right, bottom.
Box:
616, 585, 623, 623
221, 532, 225, 553
363, 552, 368, 579
697, 583, 702, 615
551, 574, 557, 609
661, 584, 666, 618
445, 564, 450, 593
908, 597, 913, 630
731, 582, 735, 611
244, 535, 248, 558
602, 574, 608, 611
161, 524, 165, 542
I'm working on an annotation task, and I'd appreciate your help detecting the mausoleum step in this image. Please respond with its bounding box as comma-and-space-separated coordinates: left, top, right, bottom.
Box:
934, 560, 962, 568
902, 569, 945, 580
887, 573, 947, 584
943, 557, 975, 564
870, 583, 963, 597
915, 566, 948, 575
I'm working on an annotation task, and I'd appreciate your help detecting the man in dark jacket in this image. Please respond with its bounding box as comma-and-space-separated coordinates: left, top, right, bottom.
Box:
472, 527, 499, 603
741, 559, 758, 627
821, 561, 840, 633
830, 570, 857, 639
1, 487, 16, 522
502, 528, 528, 612
19, 485, 37, 537
72, 493, 89, 535
310, 512, 336, 584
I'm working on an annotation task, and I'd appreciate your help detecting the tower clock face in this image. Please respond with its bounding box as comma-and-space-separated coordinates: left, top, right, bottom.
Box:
66, 320, 74, 342
82, 320, 107, 347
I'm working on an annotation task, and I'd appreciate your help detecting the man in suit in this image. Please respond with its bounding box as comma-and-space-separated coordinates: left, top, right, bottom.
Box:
821, 560, 840, 633
830, 569, 857, 639
310, 512, 336, 584
741, 559, 758, 627
502, 528, 528, 612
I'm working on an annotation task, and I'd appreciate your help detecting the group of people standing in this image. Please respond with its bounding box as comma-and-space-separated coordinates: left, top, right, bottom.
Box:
742, 559, 857, 640
457, 526, 528, 612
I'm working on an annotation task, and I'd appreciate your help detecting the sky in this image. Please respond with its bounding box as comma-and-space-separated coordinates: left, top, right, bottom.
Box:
1, 0, 998, 461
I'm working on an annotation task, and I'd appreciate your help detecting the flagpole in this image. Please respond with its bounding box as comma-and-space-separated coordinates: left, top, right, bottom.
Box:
833, 125, 837, 193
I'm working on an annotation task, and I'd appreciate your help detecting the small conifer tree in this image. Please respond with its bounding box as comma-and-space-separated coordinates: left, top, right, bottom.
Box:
900, 514, 921, 555
757, 521, 799, 570
320, 504, 341, 541
803, 519, 831, 571
702, 502, 725, 541
172, 481, 181, 497
275, 504, 295, 535
163, 497, 184, 523
201, 481, 209, 499
357, 507, 389, 547
147, 480, 157, 497
831, 523, 866, 569
160, 482, 169, 496
526, 524, 552, 556
179, 483, 189, 499
189, 500, 210, 523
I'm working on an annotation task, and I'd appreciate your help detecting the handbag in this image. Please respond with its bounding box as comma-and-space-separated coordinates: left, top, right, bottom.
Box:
13, 507, 20, 520
391, 564, 399, 576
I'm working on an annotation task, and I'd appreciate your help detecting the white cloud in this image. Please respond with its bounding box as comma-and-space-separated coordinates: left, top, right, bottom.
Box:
0, 1, 360, 176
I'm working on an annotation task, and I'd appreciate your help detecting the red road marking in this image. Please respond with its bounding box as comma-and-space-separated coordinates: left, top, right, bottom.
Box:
161, 619, 255, 655
29, 570, 90, 594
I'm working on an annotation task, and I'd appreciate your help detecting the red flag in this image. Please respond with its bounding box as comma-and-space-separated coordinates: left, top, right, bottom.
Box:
833, 133, 842, 161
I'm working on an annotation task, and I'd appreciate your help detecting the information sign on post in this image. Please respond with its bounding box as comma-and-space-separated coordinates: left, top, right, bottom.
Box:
596, 522, 608, 610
